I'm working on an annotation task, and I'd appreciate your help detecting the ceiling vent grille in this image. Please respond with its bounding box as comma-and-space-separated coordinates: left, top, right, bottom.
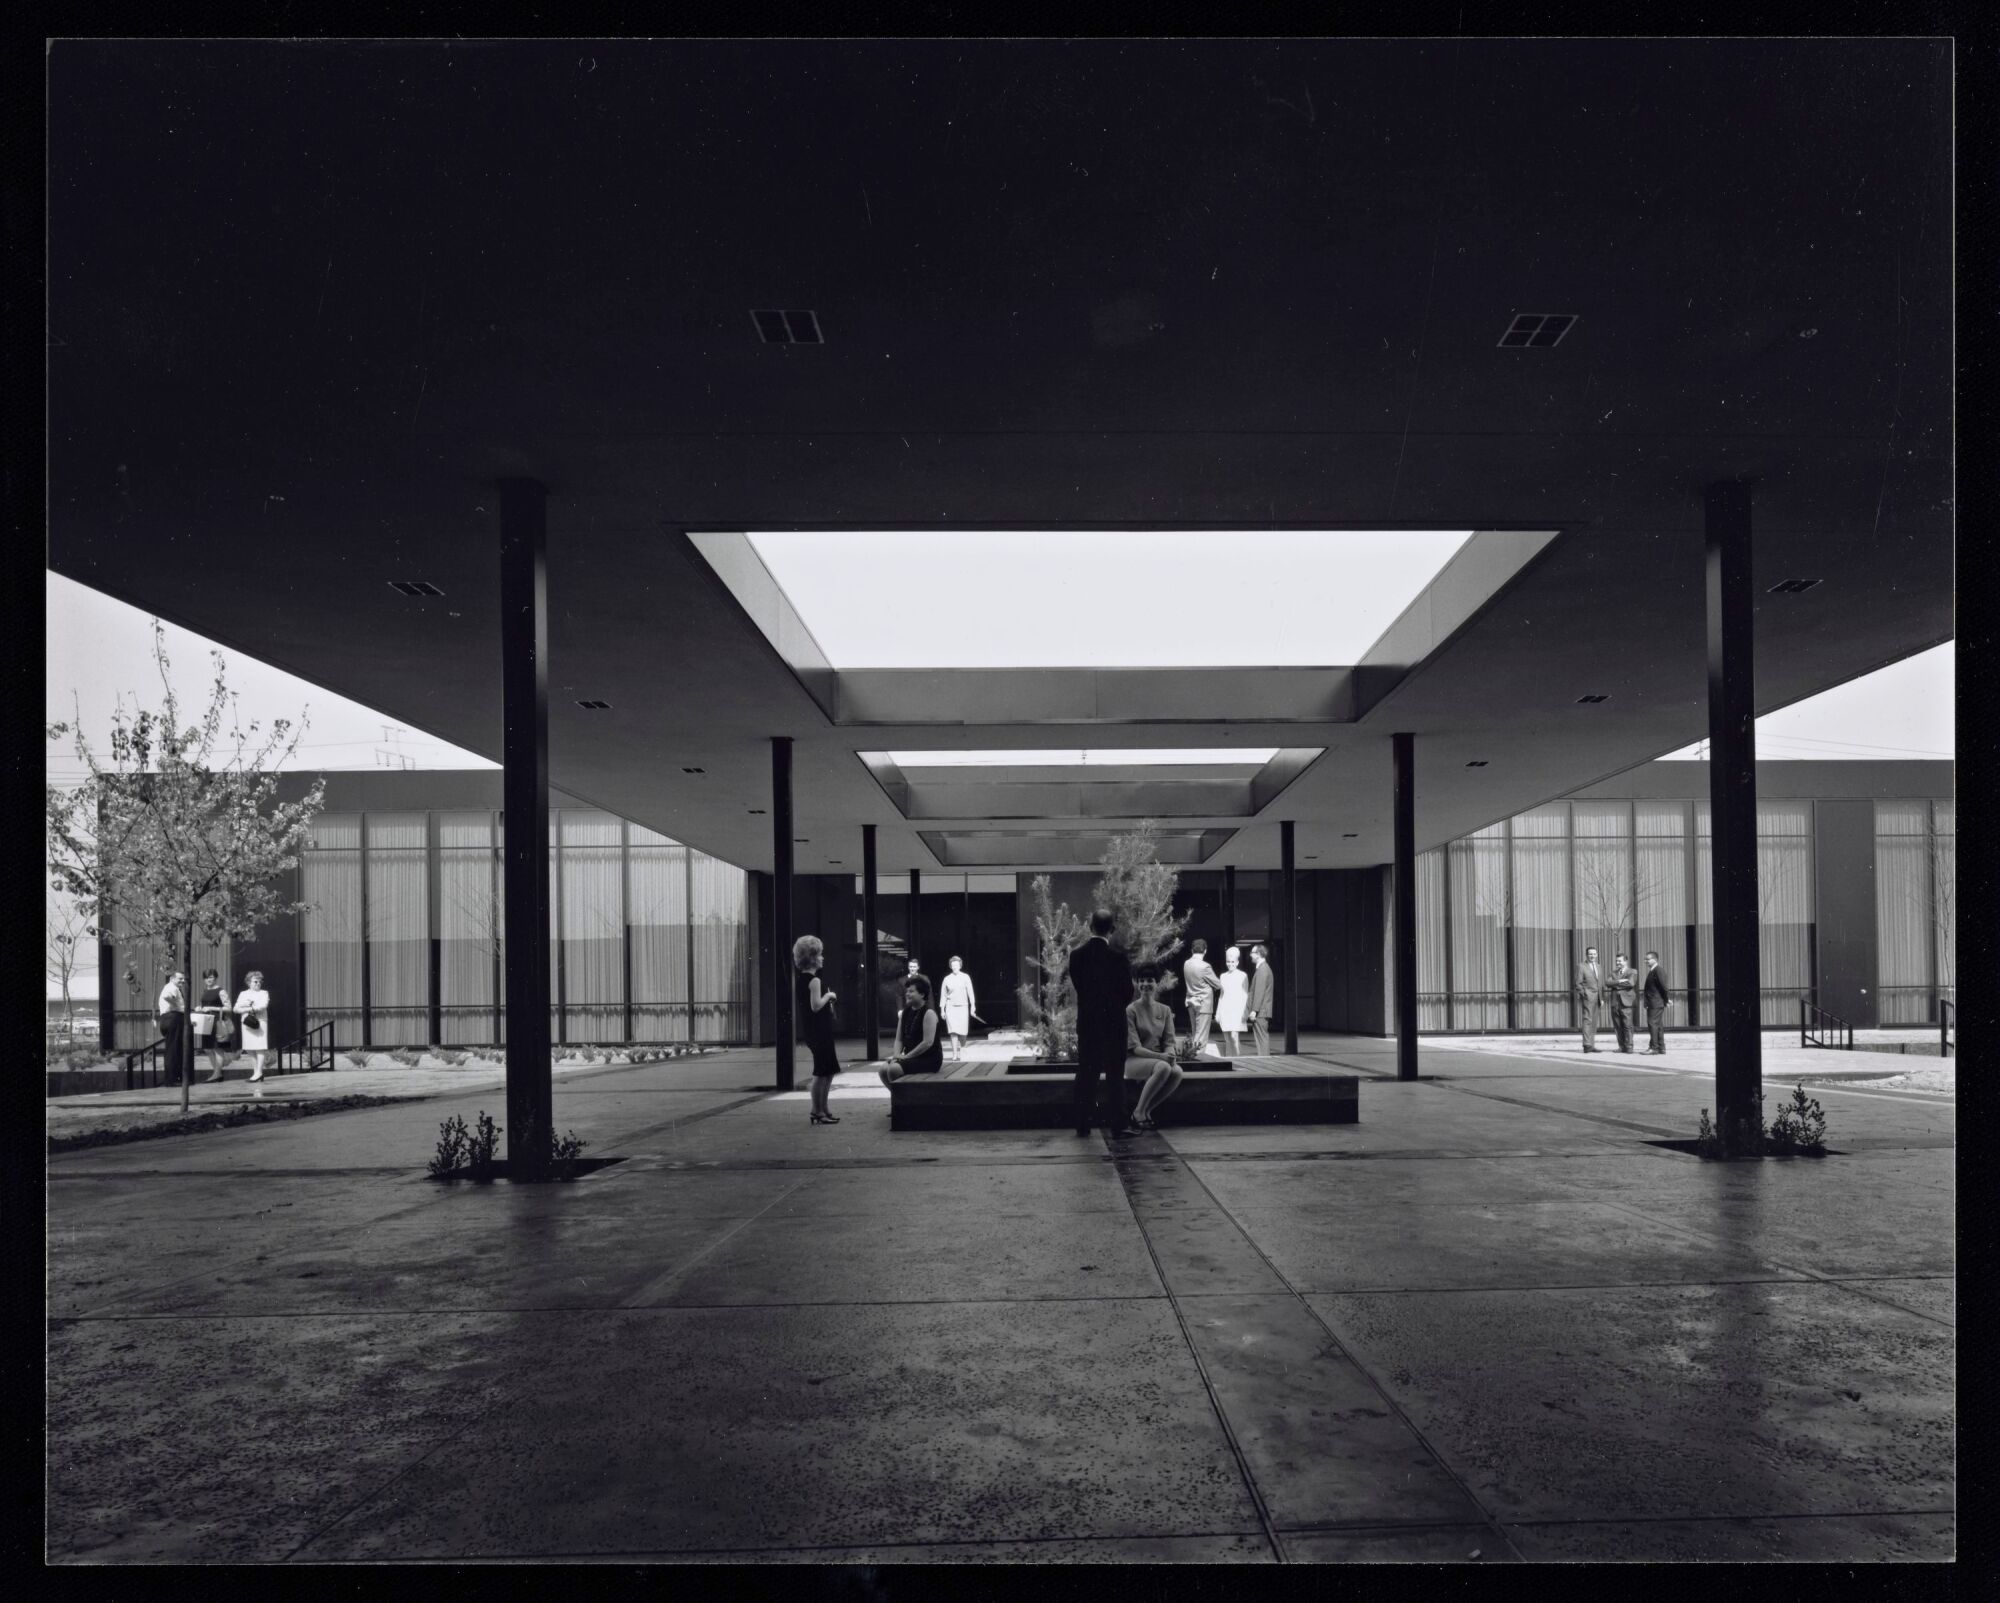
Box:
751, 309, 824, 345
1767, 577, 1823, 595
1575, 693, 1610, 705
575, 699, 612, 710
388, 580, 444, 597
1498, 313, 1577, 349
1465, 760, 1489, 767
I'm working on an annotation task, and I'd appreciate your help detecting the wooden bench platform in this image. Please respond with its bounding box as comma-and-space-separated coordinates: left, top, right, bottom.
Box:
887, 1056, 1360, 1131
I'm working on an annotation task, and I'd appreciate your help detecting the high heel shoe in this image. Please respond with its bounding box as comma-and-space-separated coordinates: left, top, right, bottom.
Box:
810, 1111, 840, 1124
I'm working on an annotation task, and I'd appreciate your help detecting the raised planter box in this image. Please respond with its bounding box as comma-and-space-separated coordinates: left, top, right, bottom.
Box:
1003, 1057, 1237, 1075
892, 1063, 1358, 1130
1645, 1139, 1840, 1160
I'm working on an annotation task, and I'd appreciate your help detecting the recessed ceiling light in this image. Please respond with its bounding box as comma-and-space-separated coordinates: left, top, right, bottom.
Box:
388, 580, 444, 598
1498, 313, 1578, 349
748, 808, 766, 814
1465, 760, 1489, 767
574, 699, 612, 710
829, 860, 842, 865
794, 838, 810, 843
751, 309, 823, 345
1767, 577, 1823, 595
1575, 694, 1610, 705
1341, 832, 1358, 838
682, 766, 705, 774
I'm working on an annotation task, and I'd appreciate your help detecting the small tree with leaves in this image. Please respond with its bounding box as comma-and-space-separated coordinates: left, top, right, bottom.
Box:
47, 895, 88, 1042
47, 621, 326, 1113
1091, 820, 1189, 1002
1016, 874, 1086, 1061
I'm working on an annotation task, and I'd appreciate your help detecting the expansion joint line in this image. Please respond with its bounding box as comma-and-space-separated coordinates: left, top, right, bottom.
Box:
1109, 1146, 1289, 1564
1161, 1140, 1526, 1563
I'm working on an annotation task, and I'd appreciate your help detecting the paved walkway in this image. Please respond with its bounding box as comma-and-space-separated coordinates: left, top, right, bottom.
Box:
47, 1037, 1954, 1563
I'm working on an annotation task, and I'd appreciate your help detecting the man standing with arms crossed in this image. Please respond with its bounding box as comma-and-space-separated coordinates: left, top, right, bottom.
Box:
1246, 942, 1275, 1056
1182, 938, 1221, 1057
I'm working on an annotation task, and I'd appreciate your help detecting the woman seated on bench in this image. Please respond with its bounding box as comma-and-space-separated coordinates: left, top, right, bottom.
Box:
1124, 963, 1186, 1130
878, 974, 945, 1086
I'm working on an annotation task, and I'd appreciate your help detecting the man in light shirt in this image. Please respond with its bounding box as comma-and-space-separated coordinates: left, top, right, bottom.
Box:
1182, 938, 1221, 1056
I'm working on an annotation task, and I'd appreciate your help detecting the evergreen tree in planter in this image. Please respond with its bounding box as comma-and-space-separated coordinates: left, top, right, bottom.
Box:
1016, 874, 1084, 1062
1091, 820, 1190, 1003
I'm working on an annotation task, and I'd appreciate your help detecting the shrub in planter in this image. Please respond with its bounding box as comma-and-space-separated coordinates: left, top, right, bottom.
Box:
344, 1050, 373, 1071
388, 1048, 426, 1069
552, 1129, 590, 1181
429, 1114, 470, 1180
466, 1111, 502, 1182
1767, 1084, 1829, 1154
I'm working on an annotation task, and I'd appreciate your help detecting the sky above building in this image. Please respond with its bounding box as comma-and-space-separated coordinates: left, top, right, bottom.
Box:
47, 571, 1954, 778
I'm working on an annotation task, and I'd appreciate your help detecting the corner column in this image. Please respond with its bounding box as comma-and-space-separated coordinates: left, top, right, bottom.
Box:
499, 476, 553, 1177
909, 868, 922, 974
1393, 732, 1418, 1081
1705, 481, 1762, 1148
1280, 820, 1298, 1054
1223, 865, 1237, 947
772, 737, 796, 1091
862, 824, 881, 1060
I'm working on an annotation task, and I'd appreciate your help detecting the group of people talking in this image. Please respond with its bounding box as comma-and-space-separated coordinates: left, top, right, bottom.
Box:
789, 906, 1257, 1137
154, 968, 273, 1083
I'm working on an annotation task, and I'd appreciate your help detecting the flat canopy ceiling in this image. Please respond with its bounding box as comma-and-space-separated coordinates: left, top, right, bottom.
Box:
45, 39, 1952, 875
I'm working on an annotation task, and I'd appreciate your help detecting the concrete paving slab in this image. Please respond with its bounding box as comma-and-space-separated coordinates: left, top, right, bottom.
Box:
1830, 1278, 1955, 1326
288, 1301, 1262, 1560
1504, 1511, 1955, 1562
1309, 1281, 1955, 1523
1284, 1524, 1516, 1562
1112, 1151, 1291, 1295
695, 1533, 1275, 1563
1175, 1293, 1485, 1530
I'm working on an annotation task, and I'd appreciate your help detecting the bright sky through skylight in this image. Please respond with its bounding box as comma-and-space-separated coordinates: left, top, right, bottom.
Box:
885, 749, 1283, 768
747, 531, 1475, 667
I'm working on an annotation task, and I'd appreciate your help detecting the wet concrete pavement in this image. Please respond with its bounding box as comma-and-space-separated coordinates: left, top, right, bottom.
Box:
46, 1037, 1953, 1562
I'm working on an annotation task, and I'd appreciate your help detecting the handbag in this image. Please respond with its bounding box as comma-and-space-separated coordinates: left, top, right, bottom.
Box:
216, 1014, 236, 1044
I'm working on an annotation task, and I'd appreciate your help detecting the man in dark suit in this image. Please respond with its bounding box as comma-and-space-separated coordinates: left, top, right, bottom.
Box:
1069, 908, 1136, 1138
1182, 939, 1220, 1055
1575, 946, 1603, 1053
1246, 943, 1275, 1056
1642, 951, 1671, 1054
1607, 953, 1638, 1052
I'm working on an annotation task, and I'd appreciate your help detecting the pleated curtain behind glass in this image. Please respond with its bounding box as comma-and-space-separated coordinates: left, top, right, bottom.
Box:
301, 814, 363, 1048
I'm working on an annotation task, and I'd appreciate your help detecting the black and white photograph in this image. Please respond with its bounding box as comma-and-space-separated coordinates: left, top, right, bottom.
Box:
40, 31, 1958, 1567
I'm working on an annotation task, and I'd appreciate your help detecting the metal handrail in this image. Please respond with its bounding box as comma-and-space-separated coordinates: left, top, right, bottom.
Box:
1941, 998, 1956, 1058
276, 1019, 336, 1076
121, 1036, 171, 1090
1800, 999, 1853, 1051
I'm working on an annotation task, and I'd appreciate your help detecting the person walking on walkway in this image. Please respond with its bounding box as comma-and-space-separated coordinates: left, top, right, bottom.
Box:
194, 968, 232, 1083
939, 955, 979, 1062
794, 935, 842, 1124
1215, 946, 1249, 1058
233, 971, 271, 1082
878, 974, 944, 1086
1070, 908, 1137, 1137
1608, 953, 1638, 1052
1574, 947, 1604, 1053
1642, 951, 1671, 1054
157, 970, 189, 1088
1123, 965, 1186, 1129
1181, 939, 1221, 1056
1246, 943, 1275, 1056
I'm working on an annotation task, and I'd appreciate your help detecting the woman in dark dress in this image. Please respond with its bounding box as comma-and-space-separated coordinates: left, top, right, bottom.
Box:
877, 974, 944, 1087
793, 934, 842, 1125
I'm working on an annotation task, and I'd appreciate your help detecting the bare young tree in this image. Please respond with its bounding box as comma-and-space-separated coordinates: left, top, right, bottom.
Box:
47, 895, 88, 1042
47, 621, 325, 1112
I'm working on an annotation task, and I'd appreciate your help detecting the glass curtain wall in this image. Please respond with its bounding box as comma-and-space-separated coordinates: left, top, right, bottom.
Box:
438, 812, 500, 1044
629, 824, 691, 1041
301, 814, 364, 1047
1875, 799, 1954, 1025
1415, 797, 1850, 1033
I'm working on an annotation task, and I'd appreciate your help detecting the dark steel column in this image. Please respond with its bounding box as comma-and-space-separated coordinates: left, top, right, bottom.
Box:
1705, 481, 1762, 1149
554, 814, 567, 1046
358, 811, 372, 1047
1683, 799, 1701, 1029
1502, 816, 1518, 1030
1280, 820, 1299, 1054
499, 477, 553, 1177
909, 869, 922, 974
620, 820, 633, 1044
772, 738, 796, 1090
427, 809, 442, 1045
1223, 866, 1237, 947
1393, 733, 1419, 1081
862, 824, 881, 1059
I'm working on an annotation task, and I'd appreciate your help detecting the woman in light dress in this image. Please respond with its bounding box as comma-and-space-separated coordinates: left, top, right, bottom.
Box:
1122, 965, 1186, 1129
1214, 946, 1249, 1058
233, 970, 271, 1083
938, 955, 978, 1063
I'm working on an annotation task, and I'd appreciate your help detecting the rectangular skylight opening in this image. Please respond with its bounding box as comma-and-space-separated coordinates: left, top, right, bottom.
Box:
884, 748, 1283, 768
737, 531, 1476, 668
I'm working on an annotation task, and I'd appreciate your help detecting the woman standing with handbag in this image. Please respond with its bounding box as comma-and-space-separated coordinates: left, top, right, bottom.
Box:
194, 968, 233, 1083
939, 955, 979, 1063
233, 970, 271, 1083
